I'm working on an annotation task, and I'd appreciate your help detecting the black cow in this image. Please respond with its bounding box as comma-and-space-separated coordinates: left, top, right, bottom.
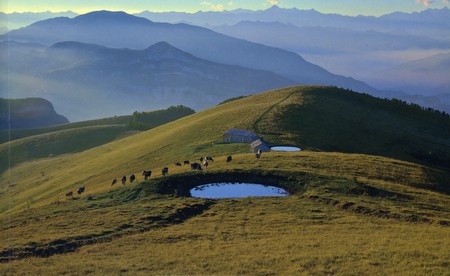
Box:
111, 178, 117, 186
121, 176, 127, 185
66, 191, 73, 197
257, 149, 262, 155
175, 162, 182, 166
130, 174, 136, 183
77, 187, 85, 195
255, 153, 261, 159
191, 163, 203, 171
206, 156, 214, 162
162, 167, 169, 176
142, 170, 152, 180
203, 160, 209, 170
183, 160, 190, 165
226, 155, 232, 163
199, 157, 204, 162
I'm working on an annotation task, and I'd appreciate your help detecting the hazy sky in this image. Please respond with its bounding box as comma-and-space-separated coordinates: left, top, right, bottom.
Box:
2, 0, 449, 16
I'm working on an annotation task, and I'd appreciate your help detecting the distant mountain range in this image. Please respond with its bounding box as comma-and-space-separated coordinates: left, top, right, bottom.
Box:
0, 10, 376, 93
0, 98, 68, 129
212, 20, 448, 55
1, 8, 448, 118
0, 11, 78, 33
0, 40, 296, 121
135, 6, 450, 41
0, 10, 391, 120
3, 7, 449, 40
209, 19, 450, 106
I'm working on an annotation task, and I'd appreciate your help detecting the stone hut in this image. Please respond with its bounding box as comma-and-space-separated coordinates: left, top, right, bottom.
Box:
223, 129, 259, 143
250, 139, 271, 153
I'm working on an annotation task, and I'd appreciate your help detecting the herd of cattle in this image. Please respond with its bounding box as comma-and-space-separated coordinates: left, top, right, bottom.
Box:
66, 150, 263, 198
109, 155, 225, 187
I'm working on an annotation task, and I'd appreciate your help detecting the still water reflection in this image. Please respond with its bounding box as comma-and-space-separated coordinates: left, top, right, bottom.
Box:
271, 146, 301, 152
190, 183, 289, 199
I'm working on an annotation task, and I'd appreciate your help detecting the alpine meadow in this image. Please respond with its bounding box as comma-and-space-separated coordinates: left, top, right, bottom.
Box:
1, 3, 450, 275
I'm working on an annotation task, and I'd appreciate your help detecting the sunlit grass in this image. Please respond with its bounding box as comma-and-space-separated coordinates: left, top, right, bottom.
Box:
1, 196, 449, 275
0, 85, 449, 274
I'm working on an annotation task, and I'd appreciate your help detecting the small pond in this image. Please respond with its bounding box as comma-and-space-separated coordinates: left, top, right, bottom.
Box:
271, 146, 301, 152
190, 183, 289, 199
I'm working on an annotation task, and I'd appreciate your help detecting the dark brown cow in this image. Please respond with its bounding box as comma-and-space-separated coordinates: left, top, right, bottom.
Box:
226, 155, 232, 163
183, 160, 190, 165
162, 167, 169, 176
77, 187, 85, 195
142, 170, 152, 180
191, 163, 202, 171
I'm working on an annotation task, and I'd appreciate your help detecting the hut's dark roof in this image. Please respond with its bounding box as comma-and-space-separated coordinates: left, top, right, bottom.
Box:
225, 129, 258, 137
250, 139, 269, 148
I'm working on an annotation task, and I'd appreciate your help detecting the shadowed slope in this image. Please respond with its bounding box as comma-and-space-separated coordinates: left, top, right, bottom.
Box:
254, 86, 450, 168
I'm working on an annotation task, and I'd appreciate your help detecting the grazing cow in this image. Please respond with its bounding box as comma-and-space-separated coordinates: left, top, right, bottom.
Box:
111, 178, 117, 186
199, 157, 204, 162
66, 191, 73, 197
203, 160, 209, 170
183, 160, 190, 165
191, 163, 203, 171
121, 176, 127, 185
77, 187, 85, 195
226, 155, 232, 163
175, 162, 182, 166
206, 156, 214, 162
142, 170, 152, 180
130, 174, 136, 183
255, 153, 261, 159
162, 167, 169, 176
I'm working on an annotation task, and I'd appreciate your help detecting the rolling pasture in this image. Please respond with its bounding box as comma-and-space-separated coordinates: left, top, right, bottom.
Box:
1, 86, 449, 274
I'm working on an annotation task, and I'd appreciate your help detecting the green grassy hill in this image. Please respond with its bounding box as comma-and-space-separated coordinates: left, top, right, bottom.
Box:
254, 86, 450, 168
0, 115, 131, 144
1, 85, 449, 212
0, 125, 136, 175
0, 86, 449, 274
0, 105, 195, 144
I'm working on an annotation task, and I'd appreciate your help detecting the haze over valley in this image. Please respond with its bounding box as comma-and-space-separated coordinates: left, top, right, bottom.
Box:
1, 6, 449, 120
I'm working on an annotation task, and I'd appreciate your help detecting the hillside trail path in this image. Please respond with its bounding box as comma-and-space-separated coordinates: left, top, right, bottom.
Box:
252, 90, 298, 136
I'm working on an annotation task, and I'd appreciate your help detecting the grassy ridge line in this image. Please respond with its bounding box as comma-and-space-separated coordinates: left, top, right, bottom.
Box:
0, 125, 135, 175
1, 86, 449, 214
257, 86, 450, 167
0, 115, 131, 144
252, 87, 298, 135
0, 88, 287, 213
0, 105, 196, 176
